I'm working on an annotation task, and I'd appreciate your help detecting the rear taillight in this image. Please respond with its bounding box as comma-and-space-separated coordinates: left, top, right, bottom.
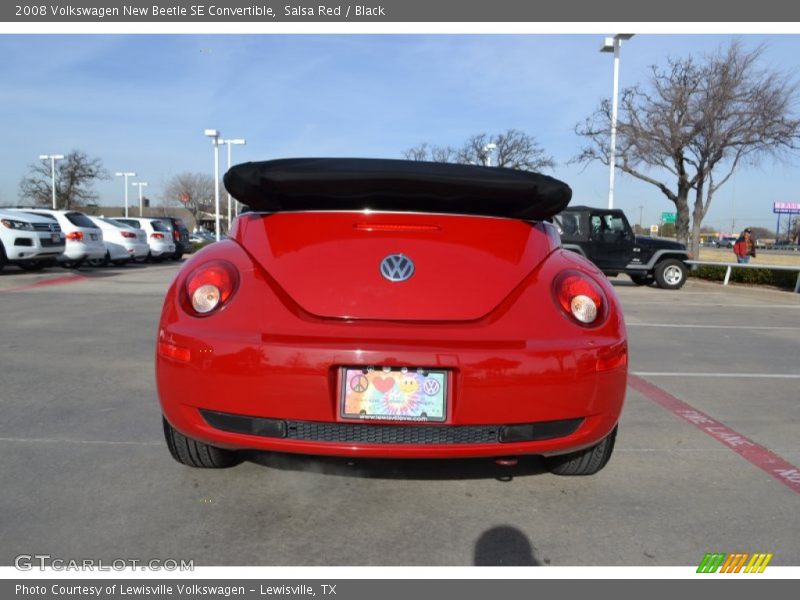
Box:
173, 230, 180, 241
151, 232, 165, 240
121, 231, 137, 238
65, 231, 84, 241
552, 270, 608, 326
182, 260, 239, 317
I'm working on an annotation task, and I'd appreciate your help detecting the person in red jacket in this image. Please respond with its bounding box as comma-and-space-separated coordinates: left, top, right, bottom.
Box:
733, 228, 756, 263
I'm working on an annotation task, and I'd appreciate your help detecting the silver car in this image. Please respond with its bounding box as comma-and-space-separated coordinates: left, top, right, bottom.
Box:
114, 217, 176, 262
87, 216, 148, 266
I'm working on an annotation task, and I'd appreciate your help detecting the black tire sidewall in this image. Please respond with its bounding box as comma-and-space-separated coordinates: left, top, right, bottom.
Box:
654, 259, 687, 290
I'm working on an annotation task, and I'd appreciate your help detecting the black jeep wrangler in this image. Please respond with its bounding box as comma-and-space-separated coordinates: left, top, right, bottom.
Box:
554, 206, 690, 290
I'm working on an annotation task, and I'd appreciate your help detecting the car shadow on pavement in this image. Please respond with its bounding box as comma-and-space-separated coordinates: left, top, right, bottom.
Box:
609, 278, 637, 287
242, 451, 549, 481
474, 525, 542, 566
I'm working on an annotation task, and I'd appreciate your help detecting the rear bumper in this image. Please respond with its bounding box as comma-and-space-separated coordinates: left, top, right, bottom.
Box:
129, 242, 149, 258
150, 242, 176, 256
62, 241, 105, 261
157, 332, 626, 459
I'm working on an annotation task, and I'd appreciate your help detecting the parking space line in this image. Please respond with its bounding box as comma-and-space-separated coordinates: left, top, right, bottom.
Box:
628, 323, 800, 330
0, 436, 161, 446
628, 374, 800, 495
621, 302, 800, 308
632, 371, 800, 379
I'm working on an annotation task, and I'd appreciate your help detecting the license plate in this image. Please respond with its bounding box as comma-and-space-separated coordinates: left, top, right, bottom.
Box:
51, 233, 60, 242
340, 367, 447, 422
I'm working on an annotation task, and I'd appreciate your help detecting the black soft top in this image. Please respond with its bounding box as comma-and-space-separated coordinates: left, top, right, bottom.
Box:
223, 158, 572, 220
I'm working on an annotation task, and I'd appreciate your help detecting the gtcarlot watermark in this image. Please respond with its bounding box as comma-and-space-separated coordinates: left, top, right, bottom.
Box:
14, 554, 194, 572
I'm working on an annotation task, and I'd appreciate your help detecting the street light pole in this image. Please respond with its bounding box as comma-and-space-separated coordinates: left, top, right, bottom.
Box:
115, 171, 137, 217
600, 34, 634, 210
219, 138, 246, 232
39, 154, 65, 209
131, 181, 148, 216
483, 143, 497, 167
204, 129, 221, 242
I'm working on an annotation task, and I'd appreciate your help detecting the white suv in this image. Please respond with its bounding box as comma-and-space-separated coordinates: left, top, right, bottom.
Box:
0, 208, 66, 271
87, 216, 149, 266
11, 208, 106, 267
114, 217, 176, 261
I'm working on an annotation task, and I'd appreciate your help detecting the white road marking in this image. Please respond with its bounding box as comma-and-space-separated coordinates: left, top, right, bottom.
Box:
632, 372, 800, 379
615, 448, 740, 452
0, 436, 161, 446
627, 323, 800, 330
622, 302, 800, 308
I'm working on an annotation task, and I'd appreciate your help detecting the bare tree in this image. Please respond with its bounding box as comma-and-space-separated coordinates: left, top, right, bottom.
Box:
404, 129, 554, 171
459, 130, 556, 170
575, 41, 800, 257
402, 142, 458, 163
788, 216, 800, 243
18, 150, 109, 209
747, 226, 774, 240
162, 172, 216, 223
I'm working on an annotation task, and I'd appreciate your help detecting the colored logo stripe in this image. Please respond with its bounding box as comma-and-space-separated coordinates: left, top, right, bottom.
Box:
697, 552, 773, 573
745, 553, 773, 573
720, 553, 748, 573
697, 553, 726, 573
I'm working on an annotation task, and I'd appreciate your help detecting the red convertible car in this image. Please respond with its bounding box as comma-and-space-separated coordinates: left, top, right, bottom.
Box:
157, 158, 627, 475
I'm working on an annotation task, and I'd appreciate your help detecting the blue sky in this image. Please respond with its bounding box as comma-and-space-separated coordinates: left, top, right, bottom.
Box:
2, 34, 800, 233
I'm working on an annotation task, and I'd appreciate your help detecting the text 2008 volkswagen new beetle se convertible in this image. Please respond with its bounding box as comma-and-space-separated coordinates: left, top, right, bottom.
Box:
156, 158, 627, 475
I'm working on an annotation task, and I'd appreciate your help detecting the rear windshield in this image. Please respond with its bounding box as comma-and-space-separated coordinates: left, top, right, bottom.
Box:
151, 220, 170, 232
23, 211, 57, 221
116, 219, 140, 228
66, 212, 98, 229
553, 213, 585, 240
102, 218, 136, 229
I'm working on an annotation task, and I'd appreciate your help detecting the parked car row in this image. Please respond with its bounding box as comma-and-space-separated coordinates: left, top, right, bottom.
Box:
709, 236, 738, 248
0, 208, 193, 272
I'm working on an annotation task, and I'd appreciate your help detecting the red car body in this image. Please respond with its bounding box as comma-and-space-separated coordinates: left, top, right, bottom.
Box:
157, 209, 627, 464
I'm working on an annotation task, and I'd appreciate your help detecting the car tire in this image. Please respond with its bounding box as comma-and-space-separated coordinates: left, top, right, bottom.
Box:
0, 240, 11, 272
162, 417, 241, 468
172, 251, 183, 261
545, 426, 617, 476
629, 273, 654, 286
88, 251, 110, 268
61, 258, 85, 269
653, 259, 687, 290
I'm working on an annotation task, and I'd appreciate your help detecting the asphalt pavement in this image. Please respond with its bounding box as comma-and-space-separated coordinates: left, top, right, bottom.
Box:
0, 264, 798, 566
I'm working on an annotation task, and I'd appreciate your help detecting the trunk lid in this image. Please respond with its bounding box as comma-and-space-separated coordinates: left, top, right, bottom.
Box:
235, 212, 554, 321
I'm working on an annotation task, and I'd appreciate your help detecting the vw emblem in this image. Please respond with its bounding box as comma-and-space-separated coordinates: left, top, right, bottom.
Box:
380, 254, 415, 282
49, 223, 57, 232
